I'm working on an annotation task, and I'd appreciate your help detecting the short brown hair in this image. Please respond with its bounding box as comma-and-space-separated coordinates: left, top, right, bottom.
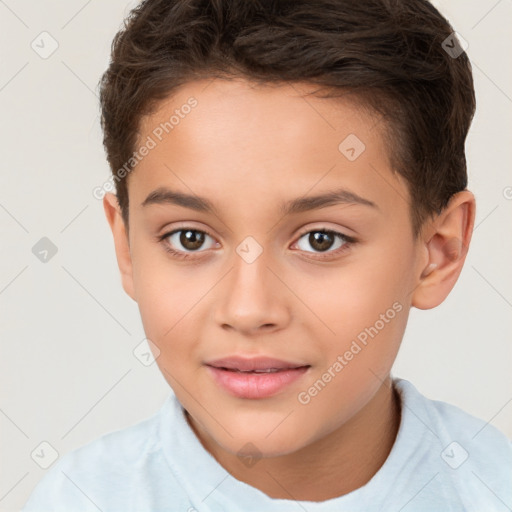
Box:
98, 0, 476, 237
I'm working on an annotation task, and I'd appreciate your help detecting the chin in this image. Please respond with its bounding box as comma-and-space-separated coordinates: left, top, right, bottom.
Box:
228, 436, 303, 459
208, 418, 313, 459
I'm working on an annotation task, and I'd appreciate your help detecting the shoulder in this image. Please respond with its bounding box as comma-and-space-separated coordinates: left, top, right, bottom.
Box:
22, 396, 176, 512
395, 378, 512, 455
394, 378, 512, 509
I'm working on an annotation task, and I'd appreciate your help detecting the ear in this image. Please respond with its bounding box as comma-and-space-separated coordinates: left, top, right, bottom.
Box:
411, 190, 476, 310
103, 193, 136, 301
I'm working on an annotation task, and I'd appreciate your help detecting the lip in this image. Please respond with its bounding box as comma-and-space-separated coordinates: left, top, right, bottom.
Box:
204, 356, 310, 399
206, 356, 308, 372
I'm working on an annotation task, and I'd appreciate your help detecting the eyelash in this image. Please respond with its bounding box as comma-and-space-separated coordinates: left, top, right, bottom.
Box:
158, 227, 357, 261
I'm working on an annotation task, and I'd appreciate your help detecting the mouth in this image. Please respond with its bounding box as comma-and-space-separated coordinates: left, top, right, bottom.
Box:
206, 356, 309, 372
204, 356, 311, 399
218, 368, 297, 373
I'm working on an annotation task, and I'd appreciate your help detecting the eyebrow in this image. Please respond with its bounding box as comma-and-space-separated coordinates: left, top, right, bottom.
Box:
141, 186, 378, 215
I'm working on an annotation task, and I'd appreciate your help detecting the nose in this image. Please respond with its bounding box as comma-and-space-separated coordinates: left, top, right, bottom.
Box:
213, 248, 291, 336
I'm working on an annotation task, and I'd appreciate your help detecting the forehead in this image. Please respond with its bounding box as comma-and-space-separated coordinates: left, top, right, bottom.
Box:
138, 78, 380, 160
131, 78, 408, 222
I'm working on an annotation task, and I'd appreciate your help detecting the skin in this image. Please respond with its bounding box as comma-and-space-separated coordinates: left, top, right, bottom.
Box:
104, 78, 475, 501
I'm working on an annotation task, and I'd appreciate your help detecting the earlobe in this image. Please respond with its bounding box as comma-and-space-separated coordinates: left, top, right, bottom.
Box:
103, 193, 136, 301
412, 190, 476, 310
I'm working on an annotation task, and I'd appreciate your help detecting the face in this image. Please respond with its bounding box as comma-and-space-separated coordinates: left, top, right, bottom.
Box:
114, 79, 425, 457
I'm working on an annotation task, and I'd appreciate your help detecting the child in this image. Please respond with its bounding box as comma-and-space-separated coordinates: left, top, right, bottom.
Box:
23, 0, 512, 510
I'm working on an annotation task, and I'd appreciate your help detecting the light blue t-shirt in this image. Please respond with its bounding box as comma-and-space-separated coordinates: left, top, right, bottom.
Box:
22, 378, 512, 511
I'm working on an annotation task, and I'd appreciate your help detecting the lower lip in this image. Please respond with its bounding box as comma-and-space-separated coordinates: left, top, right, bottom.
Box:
206, 365, 310, 399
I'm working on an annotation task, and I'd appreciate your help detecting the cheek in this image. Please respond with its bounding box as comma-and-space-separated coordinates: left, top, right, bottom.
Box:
131, 255, 213, 377
303, 255, 410, 343
296, 295, 407, 436
297, 239, 412, 390
132, 255, 192, 343
132, 239, 189, 317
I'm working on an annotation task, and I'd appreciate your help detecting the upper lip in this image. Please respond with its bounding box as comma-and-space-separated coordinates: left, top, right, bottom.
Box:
205, 356, 309, 371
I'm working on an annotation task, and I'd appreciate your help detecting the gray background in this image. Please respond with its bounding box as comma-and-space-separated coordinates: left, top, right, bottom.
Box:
1, 1, 511, 510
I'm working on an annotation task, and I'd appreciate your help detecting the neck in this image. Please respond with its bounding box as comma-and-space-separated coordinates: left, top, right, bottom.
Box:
187, 377, 401, 501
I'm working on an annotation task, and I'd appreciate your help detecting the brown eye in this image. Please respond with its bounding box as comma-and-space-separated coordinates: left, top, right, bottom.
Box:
163, 229, 216, 253
295, 229, 353, 257
178, 230, 205, 250
308, 231, 335, 252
